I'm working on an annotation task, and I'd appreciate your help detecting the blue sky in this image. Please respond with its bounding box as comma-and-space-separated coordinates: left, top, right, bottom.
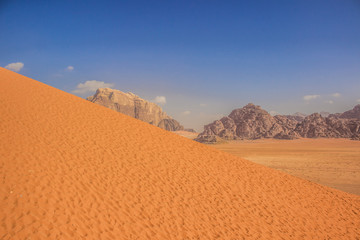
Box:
1, 0, 360, 131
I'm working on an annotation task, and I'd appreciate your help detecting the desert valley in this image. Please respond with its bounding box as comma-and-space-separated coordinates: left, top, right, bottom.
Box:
85, 84, 360, 196
212, 138, 360, 195
1, 67, 360, 239
1, 1, 360, 239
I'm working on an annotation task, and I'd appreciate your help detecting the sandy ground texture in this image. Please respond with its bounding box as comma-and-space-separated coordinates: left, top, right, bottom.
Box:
0, 67, 360, 239
212, 139, 360, 196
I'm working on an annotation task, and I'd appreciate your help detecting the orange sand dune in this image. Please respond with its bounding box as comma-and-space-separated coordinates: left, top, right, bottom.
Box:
0, 67, 359, 239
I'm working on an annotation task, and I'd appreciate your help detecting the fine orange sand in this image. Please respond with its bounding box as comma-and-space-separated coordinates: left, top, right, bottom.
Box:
0, 67, 359, 239
212, 139, 360, 196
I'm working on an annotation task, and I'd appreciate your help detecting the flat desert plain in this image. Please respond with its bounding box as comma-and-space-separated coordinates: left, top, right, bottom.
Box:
1, 67, 360, 239
212, 139, 360, 195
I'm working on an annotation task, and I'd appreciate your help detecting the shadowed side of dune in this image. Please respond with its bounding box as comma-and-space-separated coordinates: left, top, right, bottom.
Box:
0, 67, 359, 239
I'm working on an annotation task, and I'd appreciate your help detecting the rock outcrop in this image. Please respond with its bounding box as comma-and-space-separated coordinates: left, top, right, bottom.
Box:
87, 88, 184, 131
158, 119, 184, 131
273, 115, 299, 131
339, 104, 360, 119
195, 103, 299, 143
294, 113, 360, 138
196, 103, 360, 143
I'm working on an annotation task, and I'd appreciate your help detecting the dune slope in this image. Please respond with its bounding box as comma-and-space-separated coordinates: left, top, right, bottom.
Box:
0, 67, 359, 239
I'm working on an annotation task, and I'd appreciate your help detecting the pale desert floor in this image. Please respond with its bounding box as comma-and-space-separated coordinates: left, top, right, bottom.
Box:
212, 139, 360, 195
1, 67, 360, 239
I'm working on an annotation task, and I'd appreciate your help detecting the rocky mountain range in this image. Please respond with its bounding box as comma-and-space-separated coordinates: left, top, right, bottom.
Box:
195, 104, 360, 143
87, 88, 184, 131
294, 113, 360, 139
339, 104, 360, 119
282, 112, 308, 122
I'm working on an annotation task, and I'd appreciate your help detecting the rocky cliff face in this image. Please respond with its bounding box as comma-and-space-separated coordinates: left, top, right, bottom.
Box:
157, 119, 184, 131
339, 104, 360, 119
87, 88, 184, 131
294, 113, 360, 138
195, 103, 299, 143
196, 104, 360, 143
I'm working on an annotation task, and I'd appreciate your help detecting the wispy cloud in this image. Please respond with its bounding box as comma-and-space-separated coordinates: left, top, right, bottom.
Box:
72, 80, 114, 95
4, 62, 24, 72
199, 103, 207, 107
357, 99, 360, 103
325, 100, 334, 104
303, 94, 320, 101
331, 93, 341, 98
182, 110, 191, 115
153, 96, 166, 105
66, 66, 74, 71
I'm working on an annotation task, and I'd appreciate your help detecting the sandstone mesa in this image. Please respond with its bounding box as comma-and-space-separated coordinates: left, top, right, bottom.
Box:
87, 88, 184, 131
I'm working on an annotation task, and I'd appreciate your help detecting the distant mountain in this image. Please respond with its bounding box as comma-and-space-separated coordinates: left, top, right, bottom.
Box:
295, 113, 360, 139
195, 103, 299, 143
339, 104, 360, 119
87, 88, 184, 131
282, 112, 308, 122
184, 128, 196, 133
195, 103, 360, 143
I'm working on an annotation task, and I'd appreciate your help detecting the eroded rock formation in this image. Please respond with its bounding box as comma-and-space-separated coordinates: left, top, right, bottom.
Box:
339, 104, 360, 119
295, 113, 360, 139
281, 112, 307, 122
195, 103, 299, 143
196, 103, 360, 143
87, 88, 184, 131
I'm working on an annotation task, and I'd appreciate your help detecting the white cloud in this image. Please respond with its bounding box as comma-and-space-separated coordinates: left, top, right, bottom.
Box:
72, 80, 114, 95
154, 96, 166, 105
303, 95, 320, 101
325, 100, 334, 104
66, 66, 74, 71
331, 93, 341, 98
199, 103, 207, 107
4, 62, 24, 72
182, 110, 191, 115
357, 99, 360, 103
